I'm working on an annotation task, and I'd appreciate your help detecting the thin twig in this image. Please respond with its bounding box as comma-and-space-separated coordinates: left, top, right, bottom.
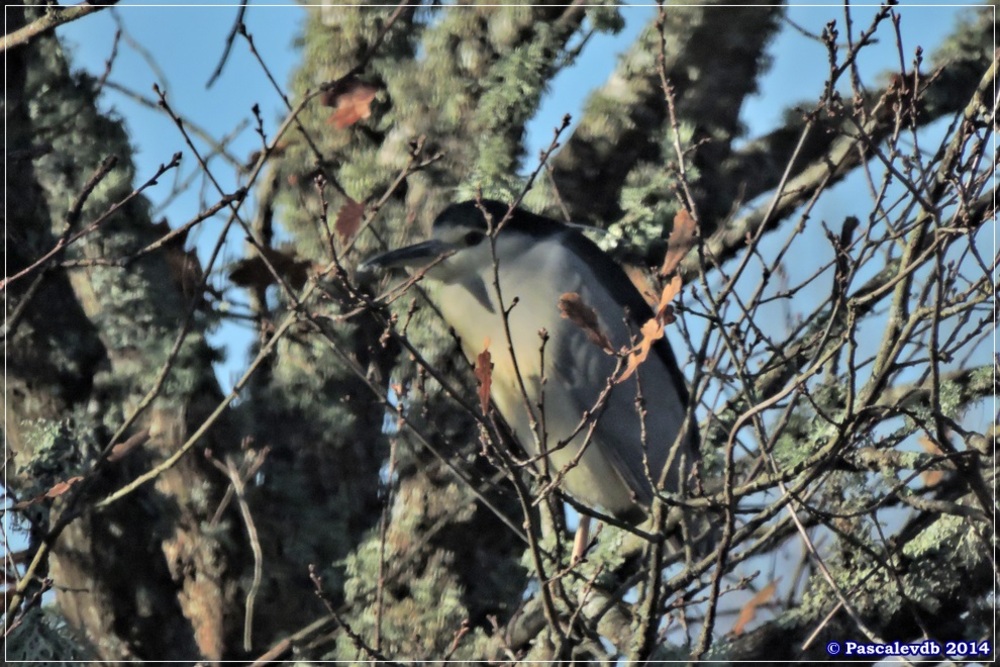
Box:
206, 1, 249, 88
3, 1, 120, 52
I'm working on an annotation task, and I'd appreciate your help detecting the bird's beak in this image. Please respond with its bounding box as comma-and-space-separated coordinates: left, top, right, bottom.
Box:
359, 239, 452, 273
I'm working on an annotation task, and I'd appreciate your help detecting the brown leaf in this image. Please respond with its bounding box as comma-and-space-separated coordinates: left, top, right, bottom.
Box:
12, 495, 38, 511
654, 274, 682, 320
917, 436, 946, 486
474, 339, 492, 415
558, 293, 615, 354
229, 247, 312, 291
12, 476, 84, 510
624, 264, 658, 307
617, 317, 663, 384
659, 209, 697, 278
107, 429, 150, 463
322, 77, 379, 129
46, 476, 84, 498
617, 275, 682, 384
335, 198, 365, 244
732, 580, 778, 635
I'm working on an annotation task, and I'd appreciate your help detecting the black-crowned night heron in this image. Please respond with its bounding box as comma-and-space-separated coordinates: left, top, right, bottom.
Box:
362, 200, 697, 527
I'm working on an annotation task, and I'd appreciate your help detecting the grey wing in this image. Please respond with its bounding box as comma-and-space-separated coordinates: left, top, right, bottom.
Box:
552, 285, 691, 510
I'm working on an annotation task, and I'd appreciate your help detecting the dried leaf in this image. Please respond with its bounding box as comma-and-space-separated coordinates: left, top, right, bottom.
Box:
335, 198, 365, 244
624, 264, 658, 307
732, 580, 778, 635
918, 436, 946, 486
46, 476, 84, 498
474, 338, 492, 415
229, 247, 312, 291
617, 317, 663, 384
655, 274, 682, 320
322, 77, 379, 129
12, 496, 39, 511
659, 209, 697, 278
15, 476, 87, 509
558, 293, 615, 354
107, 429, 150, 463
617, 275, 682, 384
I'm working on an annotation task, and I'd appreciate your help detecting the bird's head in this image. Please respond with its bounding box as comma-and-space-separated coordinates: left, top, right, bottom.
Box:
360, 200, 552, 284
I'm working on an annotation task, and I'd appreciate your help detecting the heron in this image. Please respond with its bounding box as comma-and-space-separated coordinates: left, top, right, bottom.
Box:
362, 200, 698, 549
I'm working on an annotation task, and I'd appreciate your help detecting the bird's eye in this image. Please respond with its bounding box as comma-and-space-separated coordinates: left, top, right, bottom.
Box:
463, 231, 485, 246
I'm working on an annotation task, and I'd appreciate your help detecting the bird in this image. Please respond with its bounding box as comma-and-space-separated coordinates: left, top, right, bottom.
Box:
362, 199, 698, 529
